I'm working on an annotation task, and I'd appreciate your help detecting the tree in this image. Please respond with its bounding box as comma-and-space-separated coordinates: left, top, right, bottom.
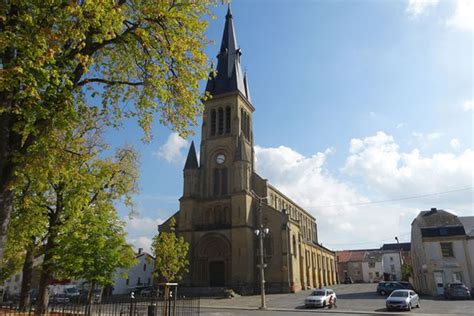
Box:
151, 218, 189, 283
0, 0, 216, 259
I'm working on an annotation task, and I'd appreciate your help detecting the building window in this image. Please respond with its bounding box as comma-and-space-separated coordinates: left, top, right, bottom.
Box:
390, 264, 395, 273
375, 272, 380, 277
369, 262, 375, 268
213, 168, 228, 196
143, 264, 147, 271
441, 242, 454, 257
225, 107, 231, 133
452, 272, 462, 283
292, 235, 297, 258
211, 109, 216, 136
147, 278, 151, 285
137, 277, 141, 285
390, 257, 393, 262
218, 108, 224, 135
126, 278, 129, 285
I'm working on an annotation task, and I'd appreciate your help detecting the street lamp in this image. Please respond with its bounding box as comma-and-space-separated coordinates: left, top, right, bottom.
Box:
395, 237, 403, 281
251, 190, 268, 310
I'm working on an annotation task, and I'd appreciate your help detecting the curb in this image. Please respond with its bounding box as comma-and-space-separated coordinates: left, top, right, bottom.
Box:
200, 305, 473, 315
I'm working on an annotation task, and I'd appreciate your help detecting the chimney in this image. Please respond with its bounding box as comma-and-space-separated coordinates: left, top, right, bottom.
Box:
138, 248, 143, 254
430, 208, 437, 211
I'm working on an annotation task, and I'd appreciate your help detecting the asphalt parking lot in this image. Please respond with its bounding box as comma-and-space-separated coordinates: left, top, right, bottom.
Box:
200, 283, 474, 315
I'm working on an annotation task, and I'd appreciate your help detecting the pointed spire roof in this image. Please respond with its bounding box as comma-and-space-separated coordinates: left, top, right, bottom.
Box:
184, 141, 199, 169
206, 6, 250, 101
235, 134, 251, 162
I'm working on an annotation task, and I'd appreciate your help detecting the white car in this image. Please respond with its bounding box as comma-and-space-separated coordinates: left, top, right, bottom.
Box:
305, 288, 336, 308
386, 289, 420, 311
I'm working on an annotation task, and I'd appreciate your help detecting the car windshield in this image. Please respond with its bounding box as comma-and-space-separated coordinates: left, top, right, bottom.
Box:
450, 284, 464, 288
311, 290, 326, 296
390, 291, 408, 297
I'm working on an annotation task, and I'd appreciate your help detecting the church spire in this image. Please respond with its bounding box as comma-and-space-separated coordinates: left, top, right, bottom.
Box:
206, 6, 250, 101
184, 141, 199, 169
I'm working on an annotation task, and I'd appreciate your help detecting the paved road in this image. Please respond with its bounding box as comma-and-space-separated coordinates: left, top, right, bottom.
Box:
200, 283, 474, 315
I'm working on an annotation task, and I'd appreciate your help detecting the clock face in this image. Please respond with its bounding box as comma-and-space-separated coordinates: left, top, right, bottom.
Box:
216, 154, 226, 164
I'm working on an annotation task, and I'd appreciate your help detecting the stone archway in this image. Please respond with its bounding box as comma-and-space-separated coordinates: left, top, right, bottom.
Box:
193, 233, 231, 287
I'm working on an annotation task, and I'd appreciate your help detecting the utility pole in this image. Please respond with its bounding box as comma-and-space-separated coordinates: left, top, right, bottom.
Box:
252, 191, 268, 310
395, 237, 403, 280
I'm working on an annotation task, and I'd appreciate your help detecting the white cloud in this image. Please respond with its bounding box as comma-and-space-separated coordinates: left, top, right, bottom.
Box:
446, 0, 474, 32
396, 123, 405, 129
450, 138, 461, 150
254, 131, 473, 249
463, 100, 474, 111
124, 216, 164, 253
254, 143, 405, 250
153, 132, 189, 164
343, 132, 473, 202
369, 111, 377, 118
411, 131, 444, 147
406, 0, 439, 17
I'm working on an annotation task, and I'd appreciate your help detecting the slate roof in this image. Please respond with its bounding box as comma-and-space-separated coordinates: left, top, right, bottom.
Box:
459, 216, 474, 237
205, 6, 250, 101
381, 242, 411, 251
184, 141, 199, 169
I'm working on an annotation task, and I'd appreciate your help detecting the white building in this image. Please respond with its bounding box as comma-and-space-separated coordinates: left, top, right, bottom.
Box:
379, 243, 411, 281
411, 208, 474, 296
362, 250, 383, 283
112, 249, 155, 295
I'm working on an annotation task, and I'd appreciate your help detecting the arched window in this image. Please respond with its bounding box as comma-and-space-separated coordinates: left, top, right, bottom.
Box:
212, 167, 228, 196
221, 167, 228, 195
211, 109, 216, 136
218, 108, 224, 135
264, 233, 273, 257
292, 235, 297, 258
240, 108, 244, 135
213, 168, 220, 196
225, 107, 231, 134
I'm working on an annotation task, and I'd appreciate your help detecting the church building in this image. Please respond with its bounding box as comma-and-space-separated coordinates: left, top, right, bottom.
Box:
160, 7, 337, 294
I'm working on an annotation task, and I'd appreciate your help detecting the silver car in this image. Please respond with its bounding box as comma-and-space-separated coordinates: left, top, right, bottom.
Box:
386, 289, 420, 311
305, 288, 336, 308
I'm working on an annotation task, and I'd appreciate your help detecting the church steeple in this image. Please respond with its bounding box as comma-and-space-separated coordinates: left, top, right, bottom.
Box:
205, 5, 250, 101
184, 141, 199, 169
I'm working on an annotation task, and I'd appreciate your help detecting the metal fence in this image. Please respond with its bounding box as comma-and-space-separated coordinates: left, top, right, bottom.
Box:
0, 296, 200, 316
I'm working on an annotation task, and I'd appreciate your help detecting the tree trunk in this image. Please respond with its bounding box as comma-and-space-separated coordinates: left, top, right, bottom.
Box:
35, 186, 63, 315
87, 282, 96, 306
19, 238, 35, 310
35, 242, 54, 315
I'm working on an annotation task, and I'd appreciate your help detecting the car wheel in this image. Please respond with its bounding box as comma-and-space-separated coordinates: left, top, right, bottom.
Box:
407, 303, 412, 311
380, 290, 386, 296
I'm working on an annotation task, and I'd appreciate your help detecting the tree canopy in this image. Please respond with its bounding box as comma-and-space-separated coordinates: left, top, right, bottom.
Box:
152, 218, 189, 283
0, 0, 217, 259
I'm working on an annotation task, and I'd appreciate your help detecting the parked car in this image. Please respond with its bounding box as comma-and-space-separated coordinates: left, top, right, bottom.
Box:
304, 288, 337, 308
129, 286, 155, 297
50, 293, 70, 304
444, 283, 471, 300
386, 289, 420, 311
377, 281, 410, 295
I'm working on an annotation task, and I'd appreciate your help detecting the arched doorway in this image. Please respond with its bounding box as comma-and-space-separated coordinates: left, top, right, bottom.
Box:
194, 233, 231, 287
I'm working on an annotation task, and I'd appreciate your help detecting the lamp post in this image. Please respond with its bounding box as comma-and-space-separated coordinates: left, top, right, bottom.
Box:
395, 237, 403, 281
251, 191, 268, 310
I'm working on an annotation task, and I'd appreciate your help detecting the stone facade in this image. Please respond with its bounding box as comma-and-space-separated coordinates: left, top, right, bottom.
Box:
160, 8, 336, 294
411, 208, 474, 296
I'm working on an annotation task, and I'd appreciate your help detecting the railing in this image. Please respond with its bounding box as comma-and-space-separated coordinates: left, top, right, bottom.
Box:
0, 296, 200, 316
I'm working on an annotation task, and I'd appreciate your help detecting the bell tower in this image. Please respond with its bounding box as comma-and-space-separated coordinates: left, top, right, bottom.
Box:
179, 6, 258, 291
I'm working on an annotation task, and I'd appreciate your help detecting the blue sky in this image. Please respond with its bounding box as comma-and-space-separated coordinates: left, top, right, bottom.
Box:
107, 0, 473, 251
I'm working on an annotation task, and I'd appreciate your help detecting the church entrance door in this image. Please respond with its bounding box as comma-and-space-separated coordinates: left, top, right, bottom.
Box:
209, 261, 225, 287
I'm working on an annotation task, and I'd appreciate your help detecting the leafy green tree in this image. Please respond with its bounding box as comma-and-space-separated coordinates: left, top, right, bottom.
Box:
0, 0, 216, 260
152, 218, 189, 283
